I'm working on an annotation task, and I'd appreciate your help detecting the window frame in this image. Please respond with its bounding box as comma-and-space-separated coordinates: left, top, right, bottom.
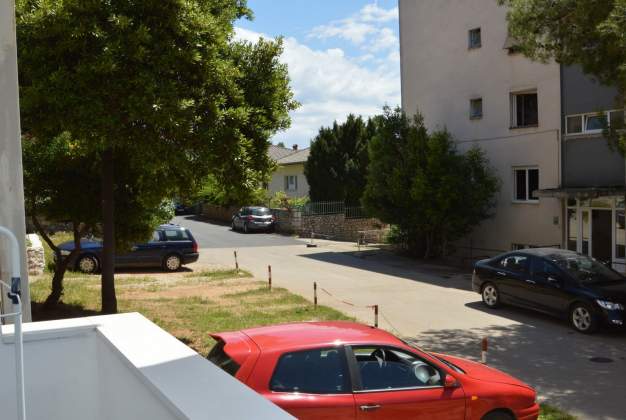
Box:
565, 109, 625, 136
284, 175, 298, 191
510, 90, 538, 129
468, 27, 481, 49
512, 166, 539, 203
269, 346, 352, 395
469, 98, 483, 120
346, 345, 446, 393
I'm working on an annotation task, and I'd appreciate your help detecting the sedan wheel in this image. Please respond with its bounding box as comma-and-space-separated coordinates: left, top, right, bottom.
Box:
482, 283, 500, 308
77, 255, 98, 274
243, 223, 249, 234
163, 254, 182, 272
231, 221, 237, 231
570, 303, 598, 334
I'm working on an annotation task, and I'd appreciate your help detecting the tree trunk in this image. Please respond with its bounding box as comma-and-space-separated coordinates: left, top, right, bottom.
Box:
101, 148, 117, 313
44, 222, 82, 308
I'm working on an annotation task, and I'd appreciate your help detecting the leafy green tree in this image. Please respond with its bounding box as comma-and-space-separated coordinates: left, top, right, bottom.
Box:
22, 134, 174, 307
363, 107, 499, 257
17, 0, 297, 313
498, 0, 626, 148
305, 114, 377, 204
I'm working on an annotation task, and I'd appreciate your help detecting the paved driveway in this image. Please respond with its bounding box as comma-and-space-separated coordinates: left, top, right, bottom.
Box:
175, 216, 626, 420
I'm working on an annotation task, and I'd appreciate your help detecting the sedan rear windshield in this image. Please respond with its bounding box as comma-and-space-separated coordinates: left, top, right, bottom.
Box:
251, 208, 271, 216
207, 341, 240, 376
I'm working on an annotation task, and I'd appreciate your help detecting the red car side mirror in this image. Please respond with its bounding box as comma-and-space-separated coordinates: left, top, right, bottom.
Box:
444, 374, 459, 388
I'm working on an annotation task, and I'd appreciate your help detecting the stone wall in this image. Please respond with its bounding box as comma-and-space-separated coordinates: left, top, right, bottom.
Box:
200, 203, 240, 223
26, 233, 45, 275
300, 214, 385, 242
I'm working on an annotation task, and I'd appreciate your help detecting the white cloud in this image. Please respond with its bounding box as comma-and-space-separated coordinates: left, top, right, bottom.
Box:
359, 3, 399, 23
234, 11, 400, 147
308, 2, 399, 55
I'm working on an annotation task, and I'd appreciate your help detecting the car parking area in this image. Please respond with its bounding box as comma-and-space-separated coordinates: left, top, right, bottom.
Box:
175, 216, 626, 419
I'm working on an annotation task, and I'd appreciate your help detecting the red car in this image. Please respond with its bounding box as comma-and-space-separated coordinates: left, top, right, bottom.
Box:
208, 321, 539, 420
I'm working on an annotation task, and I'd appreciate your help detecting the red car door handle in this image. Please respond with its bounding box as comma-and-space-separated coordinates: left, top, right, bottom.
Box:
359, 404, 381, 412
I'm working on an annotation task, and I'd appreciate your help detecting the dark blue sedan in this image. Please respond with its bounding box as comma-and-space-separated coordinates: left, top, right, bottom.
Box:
58, 224, 199, 273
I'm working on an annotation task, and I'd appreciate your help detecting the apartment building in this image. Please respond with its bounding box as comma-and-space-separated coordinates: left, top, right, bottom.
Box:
399, 0, 623, 265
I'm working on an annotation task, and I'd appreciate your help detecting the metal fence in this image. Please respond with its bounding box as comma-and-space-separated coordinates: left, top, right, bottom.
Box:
298, 201, 369, 219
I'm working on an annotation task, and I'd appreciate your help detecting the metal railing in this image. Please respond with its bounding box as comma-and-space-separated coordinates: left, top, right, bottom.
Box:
298, 201, 369, 219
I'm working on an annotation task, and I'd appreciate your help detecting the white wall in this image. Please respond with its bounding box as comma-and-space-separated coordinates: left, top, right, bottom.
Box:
268, 164, 310, 199
0, 314, 293, 420
399, 0, 562, 252
0, 0, 31, 319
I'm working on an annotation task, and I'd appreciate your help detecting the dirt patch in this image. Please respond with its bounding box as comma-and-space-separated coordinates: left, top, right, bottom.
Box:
120, 280, 260, 301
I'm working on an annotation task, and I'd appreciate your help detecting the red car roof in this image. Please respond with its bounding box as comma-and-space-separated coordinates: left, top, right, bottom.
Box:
237, 321, 405, 352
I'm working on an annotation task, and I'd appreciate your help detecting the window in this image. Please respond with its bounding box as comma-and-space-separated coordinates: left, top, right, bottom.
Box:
468, 28, 481, 49
565, 109, 625, 135
163, 229, 190, 241
207, 341, 240, 376
284, 175, 297, 191
511, 91, 538, 128
150, 231, 162, 242
513, 167, 539, 202
531, 258, 562, 281
498, 254, 529, 274
470, 98, 483, 119
251, 208, 271, 216
270, 348, 350, 394
616, 210, 625, 259
512, 243, 530, 250
352, 347, 442, 391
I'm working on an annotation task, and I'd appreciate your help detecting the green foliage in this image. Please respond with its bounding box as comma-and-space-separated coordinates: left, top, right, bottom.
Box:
23, 134, 175, 251
499, 0, 626, 152
267, 191, 309, 209
195, 173, 268, 206
305, 114, 378, 204
363, 107, 499, 257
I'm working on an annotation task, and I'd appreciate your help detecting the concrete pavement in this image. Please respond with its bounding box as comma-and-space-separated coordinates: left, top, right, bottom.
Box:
175, 216, 626, 419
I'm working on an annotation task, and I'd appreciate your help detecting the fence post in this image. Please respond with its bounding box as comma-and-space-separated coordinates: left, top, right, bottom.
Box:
481, 337, 488, 364
234, 250, 239, 273
268, 265, 272, 291
373, 305, 379, 328
313, 282, 317, 308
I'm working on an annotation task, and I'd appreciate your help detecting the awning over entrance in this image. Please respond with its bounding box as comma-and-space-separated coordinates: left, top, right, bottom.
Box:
536, 186, 626, 200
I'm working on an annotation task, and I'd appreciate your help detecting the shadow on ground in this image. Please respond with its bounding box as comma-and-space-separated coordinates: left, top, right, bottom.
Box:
31, 301, 99, 321
410, 306, 626, 419
300, 250, 471, 291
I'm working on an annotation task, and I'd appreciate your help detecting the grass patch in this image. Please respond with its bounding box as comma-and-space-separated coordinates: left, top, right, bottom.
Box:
30, 269, 351, 355
540, 404, 577, 420
184, 268, 252, 280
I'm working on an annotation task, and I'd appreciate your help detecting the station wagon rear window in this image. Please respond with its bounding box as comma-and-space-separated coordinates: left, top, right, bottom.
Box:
163, 229, 190, 241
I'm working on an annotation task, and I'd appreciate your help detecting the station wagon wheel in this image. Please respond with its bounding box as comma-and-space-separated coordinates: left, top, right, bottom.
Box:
570, 303, 598, 334
481, 283, 500, 308
163, 254, 182, 272
77, 255, 98, 274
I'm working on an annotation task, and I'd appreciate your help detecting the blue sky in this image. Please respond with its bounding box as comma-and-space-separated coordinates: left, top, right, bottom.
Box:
235, 1, 400, 148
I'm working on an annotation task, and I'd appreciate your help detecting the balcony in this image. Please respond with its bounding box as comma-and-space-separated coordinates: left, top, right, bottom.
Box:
0, 312, 293, 420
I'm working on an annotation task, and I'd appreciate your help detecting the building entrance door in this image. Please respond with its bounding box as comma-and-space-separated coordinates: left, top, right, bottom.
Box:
592, 209, 612, 263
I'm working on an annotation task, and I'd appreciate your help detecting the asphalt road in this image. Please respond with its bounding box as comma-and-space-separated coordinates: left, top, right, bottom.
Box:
174, 216, 626, 420
173, 215, 301, 248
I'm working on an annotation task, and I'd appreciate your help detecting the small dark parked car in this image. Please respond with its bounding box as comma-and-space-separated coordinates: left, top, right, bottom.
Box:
473, 248, 626, 333
231, 206, 275, 233
58, 224, 199, 273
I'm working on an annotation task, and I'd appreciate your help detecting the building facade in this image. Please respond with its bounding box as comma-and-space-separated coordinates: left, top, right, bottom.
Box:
400, 0, 624, 266
399, 0, 563, 257
267, 145, 310, 199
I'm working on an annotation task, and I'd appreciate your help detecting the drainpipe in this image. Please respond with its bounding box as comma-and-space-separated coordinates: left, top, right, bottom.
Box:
0, 226, 26, 420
